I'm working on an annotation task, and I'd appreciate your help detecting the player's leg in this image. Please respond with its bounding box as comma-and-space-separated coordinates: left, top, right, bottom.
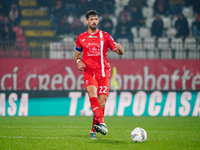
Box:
90, 95, 106, 131
87, 85, 106, 137
93, 94, 108, 135
84, 73, 105, 138
84, 73, 105, 123
91, 116, 99, 132
97, 76, 109, 117
86, 85, 105, 124
93, 77, 109, 135
98, 95, 107, 112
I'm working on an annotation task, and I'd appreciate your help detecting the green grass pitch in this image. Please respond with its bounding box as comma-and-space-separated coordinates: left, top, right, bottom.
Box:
0, 116, 200, 150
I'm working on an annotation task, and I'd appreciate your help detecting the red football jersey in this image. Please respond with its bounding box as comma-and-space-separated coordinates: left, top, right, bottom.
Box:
75, 29, 116, 77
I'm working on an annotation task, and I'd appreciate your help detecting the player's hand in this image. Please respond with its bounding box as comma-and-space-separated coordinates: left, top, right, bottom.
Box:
77, 60, 86, 71
114, 42, 124, 55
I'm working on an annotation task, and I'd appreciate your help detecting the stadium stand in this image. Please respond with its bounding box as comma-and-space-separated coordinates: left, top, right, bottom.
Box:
0, 0, 199, 59
157, 37, 172, 59
0, 0, 31, 58
19, 0, 54, 58
144, 37, 156, 59
142, 6, 154, 18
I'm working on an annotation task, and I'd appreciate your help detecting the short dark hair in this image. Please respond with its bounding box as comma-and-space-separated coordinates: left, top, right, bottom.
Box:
86, 10, 99, 19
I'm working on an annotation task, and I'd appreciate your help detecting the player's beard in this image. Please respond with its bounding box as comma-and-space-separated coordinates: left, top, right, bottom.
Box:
89, 24, 97, 31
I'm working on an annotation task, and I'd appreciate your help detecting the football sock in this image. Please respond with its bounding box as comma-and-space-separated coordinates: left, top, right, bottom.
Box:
91, 116, 99, 132
90, 97, 104, 124
91, 107, 106, 132
91, 103, 106, 132
102, 108, 105, 116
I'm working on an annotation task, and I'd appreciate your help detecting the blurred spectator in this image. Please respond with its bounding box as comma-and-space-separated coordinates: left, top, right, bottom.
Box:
118, 6, 132, 23
70, 15, 86, 35
99, 13, 113, 34
192, 14, 200, 40
102, 0, 115, 15
75, 0, 88, 18
50, 0, 65, 29
151, 13, 164, 38
153, 0, 170, 16
183, 0, 192, 7
57, 14, 71, 35
129, 0, 147, 9
114, 17, 133, 42
0, 1, 4, 14
9, 3, 21, 26
130, 5, 145, 27
0, 0, 18, 16
191, 0, 200, 15
64, 0, 76, 15
37, 0, 49, 10
0, 13, 5, 28
0, 24, 16, 49
175, 13, 189, 39
169, 0, 184, 16
2, 16, 10, 27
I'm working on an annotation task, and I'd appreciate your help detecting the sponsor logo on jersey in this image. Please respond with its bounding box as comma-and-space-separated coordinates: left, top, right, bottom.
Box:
87, 35, 98, 38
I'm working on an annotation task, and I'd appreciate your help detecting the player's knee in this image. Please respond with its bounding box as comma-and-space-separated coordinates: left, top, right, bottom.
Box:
99, 99, 106, 108
89, 93, 97, 98
87, 90, 97, 98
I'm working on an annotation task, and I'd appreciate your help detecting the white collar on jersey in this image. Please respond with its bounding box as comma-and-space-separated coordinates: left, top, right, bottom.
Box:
88, 29, 99, 35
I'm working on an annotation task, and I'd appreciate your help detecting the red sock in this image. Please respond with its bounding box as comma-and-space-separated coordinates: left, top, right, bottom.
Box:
102, 108, 105, 116
91, 107, 106, 132
91, 116, 99, 132
90, 97, 104, 124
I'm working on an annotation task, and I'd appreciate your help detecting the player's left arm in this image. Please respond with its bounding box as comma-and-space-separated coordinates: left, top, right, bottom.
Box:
114, 42, 124, 55
106, 33, 124, 55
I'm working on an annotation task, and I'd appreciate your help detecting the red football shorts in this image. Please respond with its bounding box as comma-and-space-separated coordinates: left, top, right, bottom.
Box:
84, 73, 110, 96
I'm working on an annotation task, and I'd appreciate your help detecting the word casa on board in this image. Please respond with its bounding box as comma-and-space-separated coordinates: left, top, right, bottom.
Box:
0, 93, 28, 116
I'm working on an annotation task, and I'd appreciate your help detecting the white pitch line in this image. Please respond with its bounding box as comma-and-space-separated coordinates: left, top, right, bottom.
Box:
4, 126, 87, 129
0, 136, 130, 140
0, 136, 65, 139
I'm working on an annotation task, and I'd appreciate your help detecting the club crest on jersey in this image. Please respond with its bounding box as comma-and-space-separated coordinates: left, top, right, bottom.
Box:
87, 35, 98, 38
109, 36, 114, 40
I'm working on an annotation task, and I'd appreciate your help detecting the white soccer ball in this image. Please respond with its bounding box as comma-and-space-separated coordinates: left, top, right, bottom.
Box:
131, 127, 147, 142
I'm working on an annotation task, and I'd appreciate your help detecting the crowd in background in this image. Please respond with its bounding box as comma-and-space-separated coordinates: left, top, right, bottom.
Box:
0, 0, 200, 48
40, 0, 200, 41
0, 0, 21, 48
47, 0, 116, 35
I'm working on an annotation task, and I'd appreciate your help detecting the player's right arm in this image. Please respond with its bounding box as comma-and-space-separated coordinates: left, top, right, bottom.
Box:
74, 36, 86, 71
74, 50, 86, 71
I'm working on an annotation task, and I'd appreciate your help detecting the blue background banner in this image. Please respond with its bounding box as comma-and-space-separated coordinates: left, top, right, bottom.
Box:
0, 90, 199, 116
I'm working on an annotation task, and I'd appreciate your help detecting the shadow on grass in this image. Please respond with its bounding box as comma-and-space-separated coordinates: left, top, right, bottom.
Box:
69, 134, 128, 143
69, 133, 139, 145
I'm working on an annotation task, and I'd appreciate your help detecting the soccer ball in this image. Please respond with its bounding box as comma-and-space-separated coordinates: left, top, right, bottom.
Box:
131, 127, 147, 142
